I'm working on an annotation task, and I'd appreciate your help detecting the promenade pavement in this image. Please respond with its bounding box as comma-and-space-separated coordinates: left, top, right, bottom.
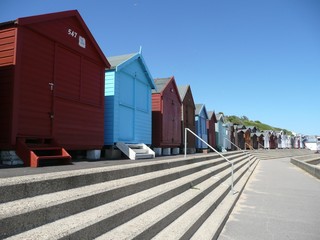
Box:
218, 157, 320, 240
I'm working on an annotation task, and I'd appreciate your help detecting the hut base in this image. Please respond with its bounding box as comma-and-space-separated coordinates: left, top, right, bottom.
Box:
162, 148, 171, 156
172, 148, 180, 155
0, 151, 24, 166
104, 148, 122, 160
153, 148, 162, 156
86, 150, 101, 160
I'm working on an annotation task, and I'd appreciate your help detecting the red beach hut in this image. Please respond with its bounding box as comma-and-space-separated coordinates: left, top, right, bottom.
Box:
178, 85, 196, 153
0, 10, 110, 166
207, 111, 217, 150
152, 77, 182, 155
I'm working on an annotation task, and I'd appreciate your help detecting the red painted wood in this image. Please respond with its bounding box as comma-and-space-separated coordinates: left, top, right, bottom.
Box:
207, 113, 217, 149
0, 10, 109, 151
152, 77, 182, 148
0, 28, 16, 66
181, 86, 196, 149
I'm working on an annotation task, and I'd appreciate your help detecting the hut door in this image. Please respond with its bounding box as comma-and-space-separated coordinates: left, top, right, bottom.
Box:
163, 97, 180, 144
18, 36, 54, 137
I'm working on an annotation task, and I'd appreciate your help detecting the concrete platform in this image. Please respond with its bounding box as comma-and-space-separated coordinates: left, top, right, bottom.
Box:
218, 157, 320, 240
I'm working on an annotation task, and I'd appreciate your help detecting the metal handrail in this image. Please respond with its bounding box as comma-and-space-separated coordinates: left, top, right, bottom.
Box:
184, 128, 234, 194
245, 142, 254, 150
224, 137, 249, 155
225, 137, 252, 170
258, 142, 264, 149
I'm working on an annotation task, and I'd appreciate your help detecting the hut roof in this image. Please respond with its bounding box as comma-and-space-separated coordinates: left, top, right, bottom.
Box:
107, 52, 155, 89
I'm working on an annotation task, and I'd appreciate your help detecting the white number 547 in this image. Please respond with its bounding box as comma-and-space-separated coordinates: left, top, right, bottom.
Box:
68, 29, 77, 38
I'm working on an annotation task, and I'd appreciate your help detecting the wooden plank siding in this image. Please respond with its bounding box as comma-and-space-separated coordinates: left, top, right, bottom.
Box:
152, 77, 181, 148
195, 104, 208, 149
207, 111, 217, 150
0, 66, 14, 148
178, 85, 196, 150
104, 53, 154, 145
0, 28, 16, 66
0, 10, 109, 150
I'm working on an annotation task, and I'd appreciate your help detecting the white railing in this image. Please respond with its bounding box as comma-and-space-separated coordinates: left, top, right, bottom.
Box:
245, 142, 254, 150
184, 128, 235, 194
224, 137, 249, 155
258, 142, 264, 149
224, 137, 251, 170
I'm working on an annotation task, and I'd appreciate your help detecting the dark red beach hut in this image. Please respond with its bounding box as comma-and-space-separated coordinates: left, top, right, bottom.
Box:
207, 111, 217, 150
0, 10, 110, 166
152, 77, 182, 148
178, 85, 196, 153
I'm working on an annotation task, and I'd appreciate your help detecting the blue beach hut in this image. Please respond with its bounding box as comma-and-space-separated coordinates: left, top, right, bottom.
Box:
104, 52, 156, 159
195, 104, 209, 150
215, 113, 228, 151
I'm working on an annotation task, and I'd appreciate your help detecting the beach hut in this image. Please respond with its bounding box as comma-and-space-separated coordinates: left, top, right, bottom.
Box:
257, 132, 264, 149
236, 130, 245, 150
233, 125, 246, 150
263, 131, 271, 149
104, 52, 156, 159
269, 131, 277, 149
207, 111, 217, 150
251, 133, 258, 149
152, 77, 182, 155
178, 85, 196, 153
0, 10, 110, 166
244, 128, 252, 149
215, 113, 227, 151
195, 104, 209, 150
225, 122, 235, 150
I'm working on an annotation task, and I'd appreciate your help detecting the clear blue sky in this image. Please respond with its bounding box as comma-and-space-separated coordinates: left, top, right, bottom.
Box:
1, 0, 320, 135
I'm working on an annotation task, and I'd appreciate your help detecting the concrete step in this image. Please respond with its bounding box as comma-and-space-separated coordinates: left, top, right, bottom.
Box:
0, 152, 246, 238
96, 156, 256, 240
1, 151, 257, 239
152, 157, 258, 240
0, 152, 236, 203
191, 157, 259, 240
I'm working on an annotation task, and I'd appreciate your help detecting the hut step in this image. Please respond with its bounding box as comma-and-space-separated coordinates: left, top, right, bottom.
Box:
116, 142, 155, 160
16, 137, 71, 167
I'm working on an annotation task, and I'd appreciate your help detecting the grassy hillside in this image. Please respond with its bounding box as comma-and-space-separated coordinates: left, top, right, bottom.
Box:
225, 115, 293, 135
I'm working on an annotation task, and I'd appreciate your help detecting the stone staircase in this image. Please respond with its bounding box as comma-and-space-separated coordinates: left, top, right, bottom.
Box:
0, 151, 259, 239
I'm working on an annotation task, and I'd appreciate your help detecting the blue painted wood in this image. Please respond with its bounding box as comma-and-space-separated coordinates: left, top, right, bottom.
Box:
215, 114, 227, 151
104, 53, 154, 145
195, 104, 208, 149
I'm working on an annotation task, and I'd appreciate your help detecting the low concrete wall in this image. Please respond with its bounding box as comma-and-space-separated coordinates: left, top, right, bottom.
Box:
290, 158, 320, 180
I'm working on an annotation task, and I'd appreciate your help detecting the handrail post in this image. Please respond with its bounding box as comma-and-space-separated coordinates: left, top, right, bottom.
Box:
184, 127, 187, 159
245, 142, 254, 150
225, 137, 252, 171
185, 128, 235, 194
258, 142, 264, 149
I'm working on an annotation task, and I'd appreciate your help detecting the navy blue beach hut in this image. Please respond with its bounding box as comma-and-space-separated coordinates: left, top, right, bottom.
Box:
104, 52, 156, 159
195, 104, 209, 150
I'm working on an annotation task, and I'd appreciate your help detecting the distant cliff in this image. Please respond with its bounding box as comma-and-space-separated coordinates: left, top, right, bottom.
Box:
225, 115, 293, 135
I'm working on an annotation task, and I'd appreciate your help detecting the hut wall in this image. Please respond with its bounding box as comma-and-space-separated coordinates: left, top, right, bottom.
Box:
181, 89, 195, 149
152, 80, 181, 148
195, 113, 208, 149
207, 118, 216, 149
104, 60, 152, 145
0, 11, 108, 150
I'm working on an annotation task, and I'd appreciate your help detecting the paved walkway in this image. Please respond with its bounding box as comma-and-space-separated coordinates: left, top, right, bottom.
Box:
219, 158, 320, 240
